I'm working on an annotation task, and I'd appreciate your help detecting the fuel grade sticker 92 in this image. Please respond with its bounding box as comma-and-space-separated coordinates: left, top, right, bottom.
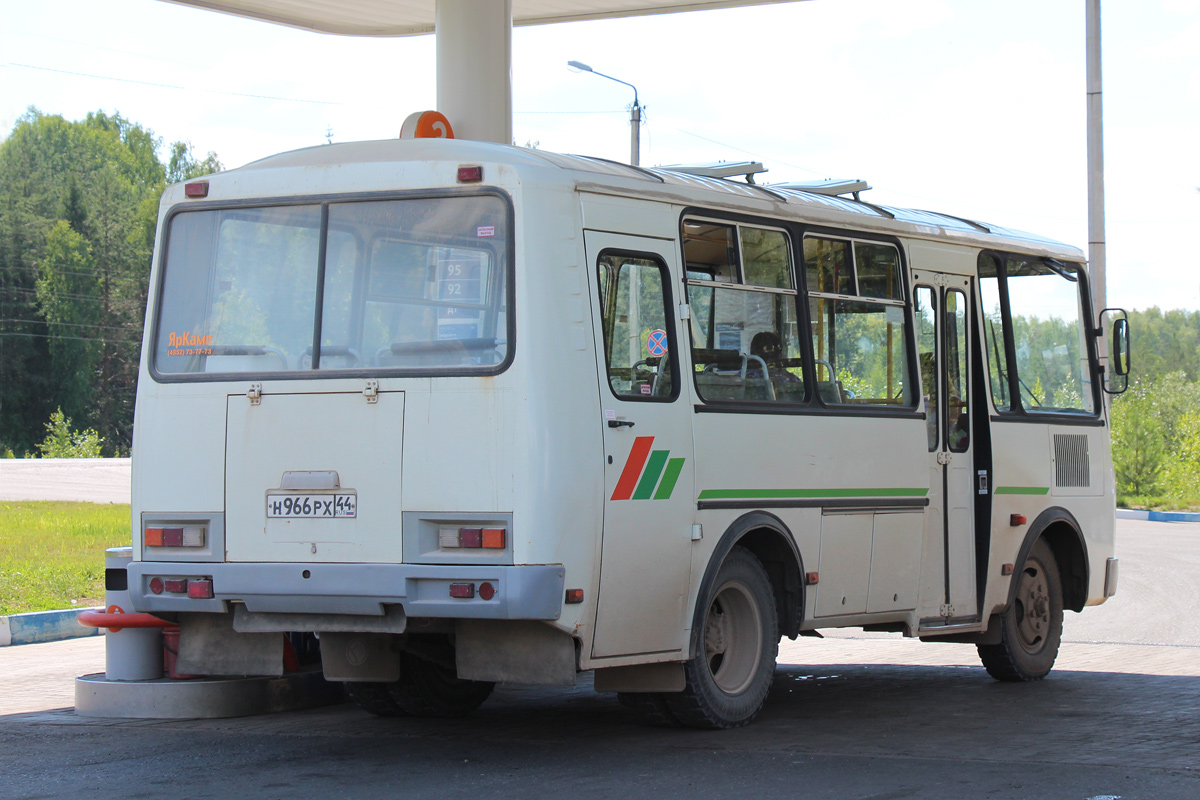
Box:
266, 492, 357, 518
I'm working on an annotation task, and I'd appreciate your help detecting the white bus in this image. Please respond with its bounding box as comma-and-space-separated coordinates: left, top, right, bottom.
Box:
126, 138, 1129, 728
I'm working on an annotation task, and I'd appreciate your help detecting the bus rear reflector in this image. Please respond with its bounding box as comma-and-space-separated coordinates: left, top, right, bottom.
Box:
565, 589, 584, 604
164, 579, 188, 593
187, 580, 214, 599
449, 583, 475, 599
149, 577, 164, 595
477, 582, 496, 601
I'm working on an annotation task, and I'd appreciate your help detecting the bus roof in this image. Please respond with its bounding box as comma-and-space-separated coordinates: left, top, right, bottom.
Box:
225, 138, 1083, 261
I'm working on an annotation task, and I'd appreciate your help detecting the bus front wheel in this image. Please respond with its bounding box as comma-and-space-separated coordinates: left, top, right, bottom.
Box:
666, 546, 778, 729
977, 538, 1064, 681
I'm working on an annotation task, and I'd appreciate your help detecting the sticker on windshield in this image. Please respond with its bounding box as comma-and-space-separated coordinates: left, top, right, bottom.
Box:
166, 331, 213, 356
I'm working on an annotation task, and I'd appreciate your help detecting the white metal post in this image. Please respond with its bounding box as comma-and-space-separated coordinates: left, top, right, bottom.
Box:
435, 0, 513, 144
1086, 0, 1106, 320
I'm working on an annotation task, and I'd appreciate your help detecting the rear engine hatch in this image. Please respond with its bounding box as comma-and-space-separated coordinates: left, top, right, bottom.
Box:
225, 387, 403, 563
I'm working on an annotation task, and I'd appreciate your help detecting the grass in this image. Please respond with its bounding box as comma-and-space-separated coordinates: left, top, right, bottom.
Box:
0, 501, 130, 615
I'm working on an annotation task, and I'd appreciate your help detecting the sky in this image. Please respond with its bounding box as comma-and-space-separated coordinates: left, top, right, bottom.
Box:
2, 0, 1198, 312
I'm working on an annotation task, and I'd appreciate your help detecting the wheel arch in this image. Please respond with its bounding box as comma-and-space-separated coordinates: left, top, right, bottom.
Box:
689, 512, 805, 659
1011, 507, 1089, 613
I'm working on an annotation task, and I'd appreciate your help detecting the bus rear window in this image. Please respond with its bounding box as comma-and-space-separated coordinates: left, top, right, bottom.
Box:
153, 194, 510, 377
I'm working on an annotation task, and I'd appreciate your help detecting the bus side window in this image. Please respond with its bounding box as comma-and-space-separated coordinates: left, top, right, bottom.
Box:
805, 236, 913, 407
914, 286, 938, 450
596, 253, 677, 400
683, 220, 805, 405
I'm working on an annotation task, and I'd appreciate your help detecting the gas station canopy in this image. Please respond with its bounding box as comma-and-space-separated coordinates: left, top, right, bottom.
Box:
163, 0, 803, 145
163, 0, 796, 36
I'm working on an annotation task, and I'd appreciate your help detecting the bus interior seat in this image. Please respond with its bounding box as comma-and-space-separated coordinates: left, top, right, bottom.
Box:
816, 381, 844, 404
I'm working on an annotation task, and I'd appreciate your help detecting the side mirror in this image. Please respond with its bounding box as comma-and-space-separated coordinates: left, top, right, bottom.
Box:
1099, 308, 1129, 394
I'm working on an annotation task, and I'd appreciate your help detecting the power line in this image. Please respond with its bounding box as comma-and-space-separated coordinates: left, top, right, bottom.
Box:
0, 331, 138, 345
0, 318, 138, 331
5, 61, 341, 106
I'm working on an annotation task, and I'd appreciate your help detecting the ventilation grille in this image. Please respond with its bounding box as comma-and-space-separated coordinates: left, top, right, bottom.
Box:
1054, 434, 1091, 488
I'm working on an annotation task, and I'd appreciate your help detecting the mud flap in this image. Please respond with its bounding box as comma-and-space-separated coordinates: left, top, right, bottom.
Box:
455, 620, 576, 686
176, 612, 284, 676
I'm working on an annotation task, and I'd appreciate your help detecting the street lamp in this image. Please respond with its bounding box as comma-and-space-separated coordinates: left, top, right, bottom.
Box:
567, 61, 643, 167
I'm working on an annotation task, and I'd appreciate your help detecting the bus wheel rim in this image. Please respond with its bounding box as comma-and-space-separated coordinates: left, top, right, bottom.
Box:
1015, 560, 1050, 653
704, 579, 763, 695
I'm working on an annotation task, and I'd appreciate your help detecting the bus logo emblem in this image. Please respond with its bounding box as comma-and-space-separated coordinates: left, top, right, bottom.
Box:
611, 436, 685, 501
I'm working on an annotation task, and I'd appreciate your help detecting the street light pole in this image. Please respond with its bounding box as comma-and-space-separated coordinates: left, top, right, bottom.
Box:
568, 61, 642, 166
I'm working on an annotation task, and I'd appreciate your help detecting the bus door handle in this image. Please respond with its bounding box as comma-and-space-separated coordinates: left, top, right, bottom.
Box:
608, 419, 635, 429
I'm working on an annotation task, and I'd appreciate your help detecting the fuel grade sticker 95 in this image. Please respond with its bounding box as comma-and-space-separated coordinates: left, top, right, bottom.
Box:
266, 492, 357, 518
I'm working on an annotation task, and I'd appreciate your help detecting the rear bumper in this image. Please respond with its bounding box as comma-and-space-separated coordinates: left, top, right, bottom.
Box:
126, 561, 566, 620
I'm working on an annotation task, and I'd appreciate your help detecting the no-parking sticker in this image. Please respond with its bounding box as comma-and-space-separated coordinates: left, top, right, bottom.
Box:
646, 329, 669, 357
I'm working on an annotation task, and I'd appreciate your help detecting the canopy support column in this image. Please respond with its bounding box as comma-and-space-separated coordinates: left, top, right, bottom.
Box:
436, 0, 513, 144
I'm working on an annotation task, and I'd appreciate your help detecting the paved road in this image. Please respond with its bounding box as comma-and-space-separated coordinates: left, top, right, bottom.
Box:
0, 458, 131, 504
1, 519, 1197, 799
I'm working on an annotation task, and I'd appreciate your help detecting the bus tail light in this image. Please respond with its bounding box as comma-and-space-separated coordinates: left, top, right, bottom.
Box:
565, 589, 584, 604
439, 526, 506, 549
449, 583, 475, 599
145, 526, 206, 548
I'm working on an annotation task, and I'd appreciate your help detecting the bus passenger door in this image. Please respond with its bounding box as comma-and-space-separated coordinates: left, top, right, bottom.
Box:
914, 275, 978, 626
584, 231, 696, 659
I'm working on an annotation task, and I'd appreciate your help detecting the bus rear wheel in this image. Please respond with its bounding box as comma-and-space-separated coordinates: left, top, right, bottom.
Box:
977, 538, 1063, 681
665, 547, 778, 729
387, 651, 495, 717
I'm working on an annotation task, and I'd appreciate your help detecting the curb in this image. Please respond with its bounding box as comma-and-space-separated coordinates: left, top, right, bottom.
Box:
1116, 508, 1200, 523
0, 607, 102, 647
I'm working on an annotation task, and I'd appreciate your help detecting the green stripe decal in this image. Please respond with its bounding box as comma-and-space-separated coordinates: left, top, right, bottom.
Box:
654, 458, 686, 500
697, 487, 929, 500
632, 451, 670, 500
994, 486, 1050, 495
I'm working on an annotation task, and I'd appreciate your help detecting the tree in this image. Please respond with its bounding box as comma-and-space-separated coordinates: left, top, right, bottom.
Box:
166, 141, 223, 183
35, 408, 103, 458
0, 108, 221, 455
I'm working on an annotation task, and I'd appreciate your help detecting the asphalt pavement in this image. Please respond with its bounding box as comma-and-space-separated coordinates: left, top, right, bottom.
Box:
0, 458, 131, 504
1, 517, 1197, 799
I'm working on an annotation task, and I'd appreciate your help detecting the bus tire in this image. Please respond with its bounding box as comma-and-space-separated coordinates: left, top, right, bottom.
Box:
666, 547, 778, 729
387, 652, 495, 717
616, 692, 679, 727
977, 538, 1063, 682
345, 681, 408, 717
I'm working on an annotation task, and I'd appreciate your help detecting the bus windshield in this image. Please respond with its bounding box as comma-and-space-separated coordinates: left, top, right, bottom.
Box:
153, 194, 510, 377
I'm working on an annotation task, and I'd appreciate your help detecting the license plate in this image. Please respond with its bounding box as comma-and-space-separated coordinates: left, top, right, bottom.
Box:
266, 492, 357, 518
